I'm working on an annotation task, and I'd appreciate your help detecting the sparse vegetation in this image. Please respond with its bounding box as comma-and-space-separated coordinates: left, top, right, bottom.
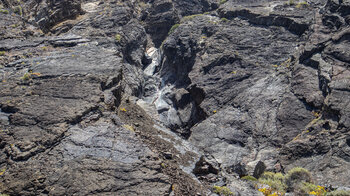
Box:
213, 186, 234, 196
326, 190, 350, 196
259, 172, 287, 194
10, 23, 20, 28
221, 18, 229, 22
312, 111, 320, 118
13, 6, 22, 16
115, 34, 122, 42
0, 9, 9, 14
181, 14, 203, 23
120, 107, 127, 112
258, 186, 282, 196
20, 72, 41, 81
123, 124, 135, 132
160, 162, 167, 168
21, 73, 31, 81
272, 58, 291, 69
241, 175, 257, 181
0, 168, 6, 176
285, 167, 312, 191
0, 51, 5, 56
296, 1, 308, 8
298, 182, 327, 196
168, 24, 180, 35
254, 168, 331, 196
220, 0, 228, 5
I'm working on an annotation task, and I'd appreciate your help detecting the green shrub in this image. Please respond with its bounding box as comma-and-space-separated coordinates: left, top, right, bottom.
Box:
213, 186, 234, 196
285, 167, 312, 191
0, 51, 5, 56
296, 1, 308, 8
257, 168, 330, 196
326, 190, 350, 196
21, 73, 31, 81
274, 172, 284, 181
221, 18, 229, 22
294, 182, 327, 196
168, 24, 180, 35
259, 178, 286, 194
298, 182, 318, 195
260, 172, 285, 182
115, 34, 121, 42
241, 175, 257, 181
0, 9, 9, 14
181, 14, 203, 23
260, 172, 275, 180
10, 23, 20, 28
220, 0, 227, 5
13, 6, 22, 16
259, 172, 287, 194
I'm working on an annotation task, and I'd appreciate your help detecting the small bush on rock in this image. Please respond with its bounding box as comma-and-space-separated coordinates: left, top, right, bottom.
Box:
326, 190, 350, 196
285, 167, 312, 192
255, 167, 328, 196
21, 73, 31, 81
0, 9, 9, 14
241, 175, 257, 181
181, 14, 203, 23
296, 1, 308, 8
298, 182, 327, 196
220, 0, 227, 5
13, 6, 22, 16
259, 172, 287, 194
115, 34, 122, 42
168, 24, 180, 35
213, 186, 234, 196
221, 18, 229, 22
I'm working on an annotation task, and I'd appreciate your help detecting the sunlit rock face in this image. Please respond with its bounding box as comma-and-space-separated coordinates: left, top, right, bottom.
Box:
1, 0, 350, 195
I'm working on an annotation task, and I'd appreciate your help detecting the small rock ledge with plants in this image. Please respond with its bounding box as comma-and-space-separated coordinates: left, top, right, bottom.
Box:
1, 0, 350, 195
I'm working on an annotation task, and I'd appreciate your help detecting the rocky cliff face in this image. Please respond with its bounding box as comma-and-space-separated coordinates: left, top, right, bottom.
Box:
1, 0, 350, 195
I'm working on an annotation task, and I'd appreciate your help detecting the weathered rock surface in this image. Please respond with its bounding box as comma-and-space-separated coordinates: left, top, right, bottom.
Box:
1, 0, 350, 195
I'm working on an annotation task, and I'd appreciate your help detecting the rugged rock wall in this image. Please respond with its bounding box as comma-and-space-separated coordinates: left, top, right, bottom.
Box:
0, 0, 350, 195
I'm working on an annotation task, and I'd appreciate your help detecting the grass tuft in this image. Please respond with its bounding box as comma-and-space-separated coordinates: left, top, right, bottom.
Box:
168, 24, 180, 35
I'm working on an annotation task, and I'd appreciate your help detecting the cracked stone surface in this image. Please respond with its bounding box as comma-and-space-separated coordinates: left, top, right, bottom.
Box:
1, 0, 350, 195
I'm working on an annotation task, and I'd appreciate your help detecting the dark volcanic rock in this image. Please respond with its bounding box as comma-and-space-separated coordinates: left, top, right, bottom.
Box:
279, 0, 350, 187
2, 123, 171, 196
143, 0, 179, 47
158, 0, 350, 188
253, 161, 266, 179
29, 0, 83, 33
0, 1, 208, 195
143, 0, 217, 47
2, 0, 350, 195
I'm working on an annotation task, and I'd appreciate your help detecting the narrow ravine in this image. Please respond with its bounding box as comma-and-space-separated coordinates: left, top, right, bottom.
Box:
138, 46, 203, 177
